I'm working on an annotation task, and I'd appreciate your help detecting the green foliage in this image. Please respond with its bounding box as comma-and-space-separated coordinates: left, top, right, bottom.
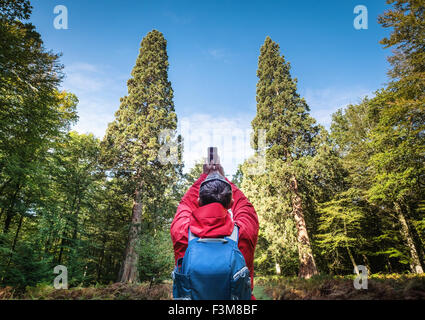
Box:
1, 0, 424, 294
102, 29, 182, 283
378, 0, 425, 93
324, 3, 425, 270
182, 160, 203, 189
138, 228, 174, 285
316, 189, 367, 273
244, 36, 343, 277
231, 165, 243, 188
0, 0, 32, 20
103, 30, 179, 183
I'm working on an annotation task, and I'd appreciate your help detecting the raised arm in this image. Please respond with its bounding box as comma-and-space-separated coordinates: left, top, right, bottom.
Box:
225, 177, 259, 296
170, 173, 207, 263
228, 180, 259, 247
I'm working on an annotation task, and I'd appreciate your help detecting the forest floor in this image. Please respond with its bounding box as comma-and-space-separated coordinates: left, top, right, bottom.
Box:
1, 274, 425, 300
256, 274, 425, 300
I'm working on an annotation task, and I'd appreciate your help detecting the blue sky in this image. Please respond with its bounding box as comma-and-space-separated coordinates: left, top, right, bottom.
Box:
30, 0, 391, 175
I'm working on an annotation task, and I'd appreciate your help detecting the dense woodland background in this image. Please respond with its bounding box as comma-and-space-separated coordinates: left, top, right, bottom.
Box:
0, 0, 424, 296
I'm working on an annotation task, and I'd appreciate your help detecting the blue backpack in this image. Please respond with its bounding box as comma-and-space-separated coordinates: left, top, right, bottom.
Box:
172, 223, 251, 300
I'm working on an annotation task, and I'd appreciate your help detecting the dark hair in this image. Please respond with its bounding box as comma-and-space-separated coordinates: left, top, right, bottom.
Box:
199, 179, 232, 208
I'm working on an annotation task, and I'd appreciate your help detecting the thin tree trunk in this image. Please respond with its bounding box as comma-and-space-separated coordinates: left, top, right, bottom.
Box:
57, 218, 70, 265
343, 219, 359, 275
98, 205, 112, 282
347, 247, 359, 275
0, 177, 13, 200
72, 197, 81, 241
44, 219, 56, 254
57, 189, 81, 265
395, 202, 424, 274
290, 174, 318, 279
386, 257, 393, 273
362, 254, 371, 274
72, 182, 82, 241
406, 204, 425, 266
1, 215, 24, 284
57, 236, 65, 265
2, 185, 21, 234
3, 213, 13, 234
97, 240, 106, 282
120, 187, 143, 283
11, 215, 23, 252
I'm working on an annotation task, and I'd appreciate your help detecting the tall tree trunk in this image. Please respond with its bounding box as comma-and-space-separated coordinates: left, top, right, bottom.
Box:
120, 187, 143, 283
347, 246, 359, 275
0, 177, 13, 196
72, 197, 81, 241
57, 218, 70, 265
71, 181, 82, 241
57, 236, 65, 265
406, 204, 425, 266
343, 219, 359, 275
395, 202, 424, 274
0, 178, 13, 221
1, 215, 24, 284
57, 190, 81, 265
3, 213, 13, 234
2, 185, 21, 234
290, 174, 318, 279
11, 215, 23, 252
362, 254, 371, 274
97, 239, 106, 282
98, 205, 111, 282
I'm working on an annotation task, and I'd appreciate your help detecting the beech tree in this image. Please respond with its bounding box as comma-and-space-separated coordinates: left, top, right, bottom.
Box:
363, 0, 425, 273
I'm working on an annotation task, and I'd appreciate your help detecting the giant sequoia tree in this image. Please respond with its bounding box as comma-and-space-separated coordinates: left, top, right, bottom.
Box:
103, 30, 179, 283
248, 37, 320, 278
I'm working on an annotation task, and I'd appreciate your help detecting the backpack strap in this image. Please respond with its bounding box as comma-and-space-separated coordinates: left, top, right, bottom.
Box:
188, 224, 239, 243
228, 209, 234, 220
226, 224, 239, 244
188, 227, 197, 242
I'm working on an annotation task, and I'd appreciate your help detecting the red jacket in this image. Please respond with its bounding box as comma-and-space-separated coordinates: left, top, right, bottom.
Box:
170, 173, 259, 299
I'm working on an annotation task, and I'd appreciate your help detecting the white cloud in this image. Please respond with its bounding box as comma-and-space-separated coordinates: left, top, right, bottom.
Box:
62, 63, 256, 177
63, 62, 111, 93
64, 64, 374, 177
71, 98, 115, 138
302, 86, 374, 128
61, 62, 126, 139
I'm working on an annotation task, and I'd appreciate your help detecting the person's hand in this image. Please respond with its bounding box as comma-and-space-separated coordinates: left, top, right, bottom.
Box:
202, 157, 225, 176
213, 163, 225, 177
203, 160, 215, 175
